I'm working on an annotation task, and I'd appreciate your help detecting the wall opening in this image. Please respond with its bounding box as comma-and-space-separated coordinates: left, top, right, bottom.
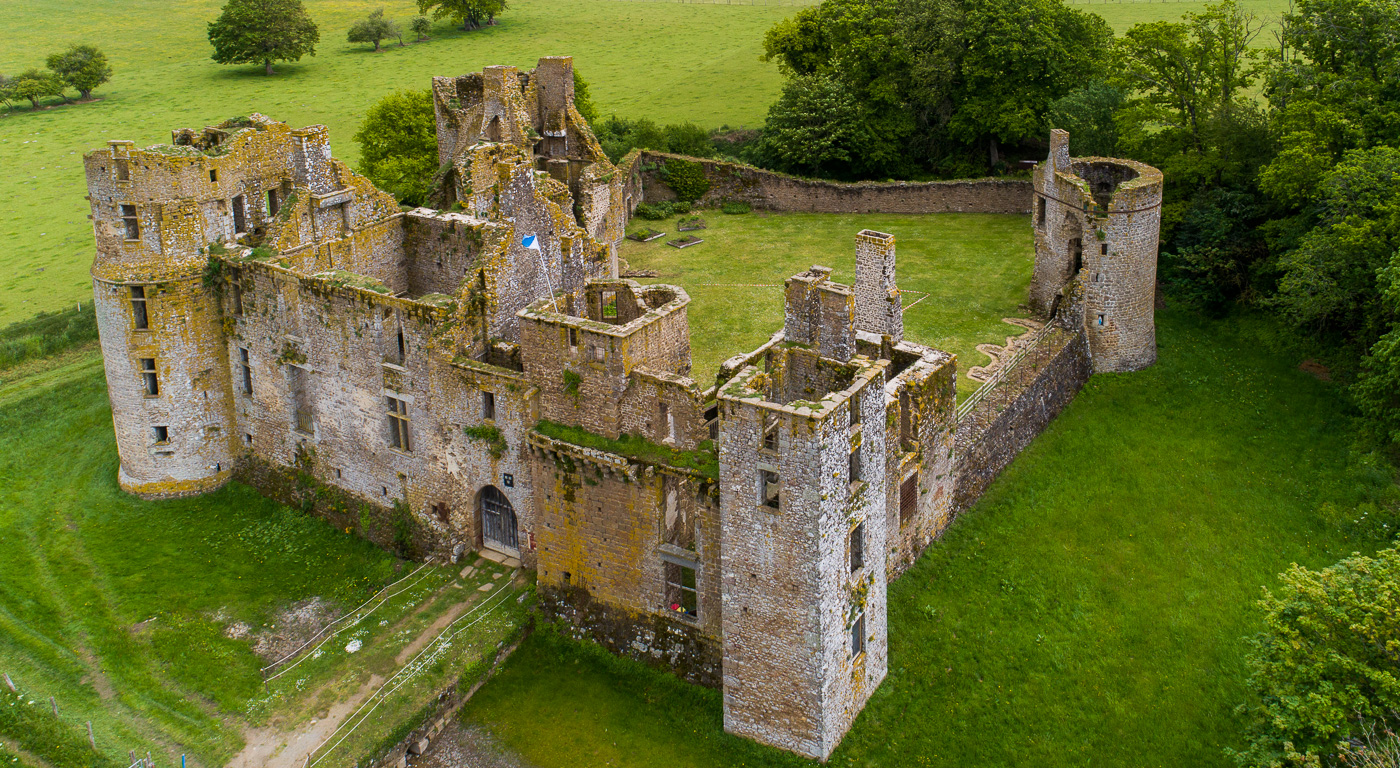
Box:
386, 395, 410, 451
482, 390, 496, 421
139, 357, 159, 396
849, 522, 865, 572
900, 473, 917, 524
232, 195, 247, 234
120, 205, 140, 241
759, 468, 780, 509
129, 286, 148, 330
238, 348, 252, 395
152, 425, 168, 444
480, 485, 519, 552
664, 562, 698, 619
290, 367, 314, 435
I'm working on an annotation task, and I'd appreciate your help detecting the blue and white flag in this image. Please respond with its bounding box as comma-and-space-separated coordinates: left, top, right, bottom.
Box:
521, 234, 540, 252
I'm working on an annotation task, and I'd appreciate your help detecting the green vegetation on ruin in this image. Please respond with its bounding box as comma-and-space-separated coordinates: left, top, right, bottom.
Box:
462, 308, 1395, 767
621, 210, 1033, 397
535, 419, 720, 480
0, 350, 526, 767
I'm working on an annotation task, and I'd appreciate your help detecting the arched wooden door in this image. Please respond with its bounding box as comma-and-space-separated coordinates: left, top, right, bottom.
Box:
479, 485, 518, 552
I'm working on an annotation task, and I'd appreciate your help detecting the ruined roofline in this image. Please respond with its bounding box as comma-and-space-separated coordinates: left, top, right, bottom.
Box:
719, 355, 888, 419
86, 114, 311, 165
216, 248, 452, 321
518, 281, 690, 338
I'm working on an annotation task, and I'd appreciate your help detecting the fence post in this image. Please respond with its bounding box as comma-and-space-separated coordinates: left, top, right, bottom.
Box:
51, 696, 57, 716
87, 721, 95, 750
3, 673, 14, 692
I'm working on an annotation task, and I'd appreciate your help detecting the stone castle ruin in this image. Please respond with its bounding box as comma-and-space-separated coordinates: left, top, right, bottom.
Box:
84, 57, 1161, 760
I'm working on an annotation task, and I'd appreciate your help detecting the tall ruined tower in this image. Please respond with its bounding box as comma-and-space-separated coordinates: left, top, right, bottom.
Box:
86, 139, 237, 498
717, 267, 890, 760
1030, 129, 1163, 372
854, 230, 902, 343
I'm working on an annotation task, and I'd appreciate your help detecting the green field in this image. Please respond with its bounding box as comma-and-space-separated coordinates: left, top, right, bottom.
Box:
621, 211, 1033, 394
460, 308, 1393, 767
0, 356, 528, 767
0, 0, 1292, 327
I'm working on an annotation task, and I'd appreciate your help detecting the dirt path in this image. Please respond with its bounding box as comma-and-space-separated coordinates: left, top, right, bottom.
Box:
230, 673, 384, 768
396, 600, 471, 665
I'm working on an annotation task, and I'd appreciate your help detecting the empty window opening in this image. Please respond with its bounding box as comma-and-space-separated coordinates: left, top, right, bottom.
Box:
335, 468, 342, 479
243, 433, 252, 446
850, 396, 860, 425
1101, 243, 1109, 255
382, 486, 389, 496
290, 366, 314, 434
216, 463, 221, 473
139, 358, 159, 396
664, 562, 698, 619
1097, 313, 1106, 326
849, 446, 862, 486
850, 522, 865, 572
482, 391, 496, 421
1094, 272, 1101, 283
152, 425, 169, 444
115, 159, 130, 181
396, 330, 406, 365
1035, 196, 1046, 227
900, 473, 918, 524
120, 204, 140, 240
232, 195, 247, 233
759, 468, 780, 510
434, 502, 451, 524
899, 390, 914, 450
601, 290, 617, 320
761, 412, 779, 452
209, 169, 218, 184
238, 348, 252, 395
130, 286, 148, 330
850, 612, 865, 657
387, 395, 411, 451
567, 326, 579, 350
659, 402, 675, 443
266, 189, 279, 217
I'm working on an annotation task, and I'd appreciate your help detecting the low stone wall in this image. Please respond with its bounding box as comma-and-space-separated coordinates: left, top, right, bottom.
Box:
537, 584, 722, 688
639, 151, 1033, 214
952, 326, 1091, 512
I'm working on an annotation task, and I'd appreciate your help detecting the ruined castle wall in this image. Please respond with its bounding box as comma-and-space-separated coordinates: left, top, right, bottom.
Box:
640, 152, 1032, 215
401, 210, 494, 298
529, 434, 722, 685
618, 369, 710, 450
224, 260, 539, 561
953, 327, 1090, 512
883, 348, 957, 578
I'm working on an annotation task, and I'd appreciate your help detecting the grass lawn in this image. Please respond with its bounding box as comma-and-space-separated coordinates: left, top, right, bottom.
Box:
0, 355, 526, 767
459, 307, 1395, 767
1073, 0, 1290, 34
622, 211, 1034, 395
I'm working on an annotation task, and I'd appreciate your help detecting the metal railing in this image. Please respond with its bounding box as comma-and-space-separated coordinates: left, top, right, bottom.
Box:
956, 323, 1055, 423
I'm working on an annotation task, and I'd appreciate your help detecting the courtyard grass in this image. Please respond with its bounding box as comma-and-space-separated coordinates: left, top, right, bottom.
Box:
0, 354, 524, 767
621, 211, 1034, 396
458, 307, 1396, 767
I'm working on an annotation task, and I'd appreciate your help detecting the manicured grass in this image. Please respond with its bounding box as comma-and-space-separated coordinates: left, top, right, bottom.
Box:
1076, 0, 1290, 34
458, 308, 1394, 767
0, 0, 794, 325
536, 420, 719, 478
0, 356, 523, 767
621, 211, 1034, 395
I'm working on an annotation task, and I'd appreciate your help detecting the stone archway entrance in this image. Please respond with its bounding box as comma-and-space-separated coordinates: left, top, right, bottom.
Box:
479, 485, 518, 554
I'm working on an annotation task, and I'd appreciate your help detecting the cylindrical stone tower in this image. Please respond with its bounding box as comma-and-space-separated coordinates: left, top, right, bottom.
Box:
1029, 129, 1163, 372
87, 139, 236, 498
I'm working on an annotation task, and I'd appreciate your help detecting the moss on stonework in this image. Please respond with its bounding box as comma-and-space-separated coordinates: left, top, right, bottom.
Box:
535, 420, 718, 480
464, 424, 508, 459
313, 269, 390, 294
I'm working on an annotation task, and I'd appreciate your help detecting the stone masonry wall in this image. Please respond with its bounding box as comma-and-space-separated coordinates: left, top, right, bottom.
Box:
640, 152, 1033, 214
953, 326, 1091, 513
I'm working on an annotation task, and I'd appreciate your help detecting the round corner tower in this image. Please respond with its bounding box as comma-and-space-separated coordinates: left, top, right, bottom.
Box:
1029, 129, 1163, 373
87, 139, 236, 499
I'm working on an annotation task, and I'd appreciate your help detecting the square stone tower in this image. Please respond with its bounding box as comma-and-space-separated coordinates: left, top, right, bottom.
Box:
717, 267, 890, 760
854, 230, 902, 343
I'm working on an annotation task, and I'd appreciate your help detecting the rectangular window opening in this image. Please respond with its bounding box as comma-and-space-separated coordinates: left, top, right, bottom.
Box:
1036, 196, 1046, 227
232, 195, 247, 234
209, 169, 218, 184
231, 282, 243, 316
850, 396, 860, 425
850, 521, 865, 572
130, 286, 148, 330
851, 612, 865, 657
120, 204, 140, 241
900, 474, 918, 524
290, 366, 314, 434
1100, 243, 1109, 255
664, 562, 698, 619
243, 433, 252, 446
849, 446, 862, 486
266, 189, 279, 217
396, 330, 406, 365
152, 425, 168, 444
567, 326, 579, 350
601, 290, 617, 320
115, 159, 130, 182
761, 412, 778, 452
1097, 313, 1105, 326
238, 348, 252, 395
759, 468, 780, 510
387, 395, 411, 452
139, 357, 159, 396
482, 391, 496, 421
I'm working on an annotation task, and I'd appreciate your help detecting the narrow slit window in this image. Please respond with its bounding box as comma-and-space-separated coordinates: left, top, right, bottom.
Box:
849, 446, 862, 486
664, 562, 698, 619
850, 522, 865, 572
139, 358, 158, 396
232, 195, 247, 234
567, 326, 579, 350
387, 395, 411, 452
266, 188, 279, 217
1035, 196, 1046, 227
851, 611, 865, 657
290, 367, 314, 434
759, 468, 780, 510
396, 330, 406, 364
1101, 243, 1109, 255
152, 425, 168, 444
129, 286, 148, 329
850, 395, 860, 425
238, 348, 252, 395
482, 391, 496, 421
120, 204, 140, 240
900, 474, 918, 524
231, 281, 243, 315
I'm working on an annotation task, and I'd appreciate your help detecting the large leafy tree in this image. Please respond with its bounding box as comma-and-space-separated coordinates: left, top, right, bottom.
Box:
416, 0, 507, 31
10, 69, 64, 109
1235, 547, 1400, 767
347, 9, 400, 52
756, 74, 872, 178
354, 89, 438, 207
207, 0, 320, 76
45, 45, 112, 101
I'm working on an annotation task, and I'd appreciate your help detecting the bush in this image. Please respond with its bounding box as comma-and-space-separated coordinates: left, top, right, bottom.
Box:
634, 202, 670, 220
670, 201, 691, 215
353, 89, 438, 206
660, 159, 710, 203
721, 200, 751, 215
594, 117, 717, 163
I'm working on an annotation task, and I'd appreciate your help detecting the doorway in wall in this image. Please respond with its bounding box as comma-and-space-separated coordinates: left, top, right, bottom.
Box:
479, 485, 519, 554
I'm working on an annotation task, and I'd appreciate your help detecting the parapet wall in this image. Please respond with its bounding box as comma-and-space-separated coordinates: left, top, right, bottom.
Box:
952, 326, 1091, 512
639, 152, 1033, 215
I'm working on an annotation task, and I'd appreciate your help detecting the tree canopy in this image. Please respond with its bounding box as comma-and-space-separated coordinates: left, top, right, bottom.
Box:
208, 0, 320, 76
416, 0, 507, 31
347, 9, 400, 51
10, 69, 64, 109
354, 89, 438, 207
45, 45, 111, 100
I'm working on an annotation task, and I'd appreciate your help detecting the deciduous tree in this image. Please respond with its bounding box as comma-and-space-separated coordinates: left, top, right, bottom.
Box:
10, 69, 64, 110
410, 15, 432, 41
207, 0, 320, 76
45, 45, 112, 101
416, 0, 507, 31
347, 9, 399, 52
354, 89, 438, 207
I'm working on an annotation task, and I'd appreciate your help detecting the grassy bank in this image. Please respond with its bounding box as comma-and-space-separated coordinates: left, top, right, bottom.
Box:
459, 308, 1395, 767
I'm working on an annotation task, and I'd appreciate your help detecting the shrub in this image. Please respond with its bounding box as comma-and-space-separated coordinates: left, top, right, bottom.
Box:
45, 44, 112, 100
347, 8, 400, 51
670, 201, 691, 215
660, 158, 711, 203
354, 89, 437, 206
721, 200, 751, 215
634, 202, 670, 220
